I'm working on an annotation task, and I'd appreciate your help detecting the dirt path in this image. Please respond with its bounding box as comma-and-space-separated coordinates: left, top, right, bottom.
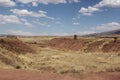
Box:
84, 72, 120, 80
0, 69, 120, 80
0, 69, 80, 80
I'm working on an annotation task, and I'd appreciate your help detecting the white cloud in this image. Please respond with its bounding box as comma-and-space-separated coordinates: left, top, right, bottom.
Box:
79, 6, 99, 16
24, 22, 33, 27
72, 14, 80, 20
17, 0, 80, 6
32, 2, 38, 6
95, 0, 120, 8
92, 22, 120, 31
11, 9, 32, 16
68, 0, 80, 3
79, 0, 120, 16
17, 0, 66, 5
0, 0, 16, 7
39, 10, 47, 14
7, 30, 34, 36
0, 14, 33, 27
20, 18, 33, 27
53, 32, 70, 36
52, 30, 95, 36
0, 14, 21, 24
21, 18, 27, 22
11, 9, 54, 19
33, 21, 51, 27
77, 31, 96, 35
73, 22, 80, 25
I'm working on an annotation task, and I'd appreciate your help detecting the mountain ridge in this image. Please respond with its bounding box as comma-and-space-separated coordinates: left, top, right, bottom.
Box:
84, 29, 120, 37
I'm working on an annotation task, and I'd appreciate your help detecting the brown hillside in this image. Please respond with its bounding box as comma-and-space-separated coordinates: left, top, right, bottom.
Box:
85, 40, 105, 52
0, 38, 35, 54
102, 40, 120, 53
48, 38, 89, 51
48, 38, 120, 53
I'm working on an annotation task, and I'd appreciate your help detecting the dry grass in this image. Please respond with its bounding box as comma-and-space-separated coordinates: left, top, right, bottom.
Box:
18, 36, 57, 43
20, 48, 120, 75
0, 37, 120, 77
0, 47, 30, 69
0, 38, 35, 54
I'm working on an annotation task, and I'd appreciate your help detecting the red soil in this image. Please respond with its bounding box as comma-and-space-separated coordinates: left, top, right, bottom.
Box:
48, 38, 120, 53
0, 38, 35, 54
48, 38, 89, 51
85, 41, 105, 52
0, 69, 120, 80
0, 69, 79, 80
102, 40, 120, 53
84, 72, 120, 80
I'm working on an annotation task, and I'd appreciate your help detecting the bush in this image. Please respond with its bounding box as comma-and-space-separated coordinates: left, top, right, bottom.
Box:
16, 65, 21, 69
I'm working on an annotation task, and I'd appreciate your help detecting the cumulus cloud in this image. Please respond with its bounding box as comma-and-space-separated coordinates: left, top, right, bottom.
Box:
7, 30, 34, 36
0, 0, 16, 7
92, 22, 120, 31
20, 18, 33, 27
0, 15, 21, 24
11, 9, 32, 16
11, 9, 54, 19
95, 0, 120, 8
17, 0, 80, 6
68, 0, 80, 3
79, 6, 99, 16
79, 0, 120, 16
17, 0, 66, 4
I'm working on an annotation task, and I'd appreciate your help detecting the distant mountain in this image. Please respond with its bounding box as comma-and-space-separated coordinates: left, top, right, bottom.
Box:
84, 29, 120, 37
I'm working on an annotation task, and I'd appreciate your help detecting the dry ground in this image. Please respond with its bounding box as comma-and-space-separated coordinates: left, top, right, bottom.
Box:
0, 69, 79, 80
0, 69, 120, 80
0, 37, 120, 80
48, 38, 120, 53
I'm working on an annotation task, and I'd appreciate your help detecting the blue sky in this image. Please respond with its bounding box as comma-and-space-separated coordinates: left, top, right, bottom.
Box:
0, 0, 120, 36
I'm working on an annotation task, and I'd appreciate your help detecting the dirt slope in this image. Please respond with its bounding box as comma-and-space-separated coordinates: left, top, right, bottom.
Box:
48, 38, 120, 53
0, 37, 35, 54
85, 41, 105, 52
102, 40, 120, 53
48, 38, 89, 51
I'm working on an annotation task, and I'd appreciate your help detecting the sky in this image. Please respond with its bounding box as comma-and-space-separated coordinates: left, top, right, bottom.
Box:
0, 0, 120, 36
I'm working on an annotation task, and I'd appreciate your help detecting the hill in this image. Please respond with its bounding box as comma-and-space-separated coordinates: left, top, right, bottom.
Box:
84, 29, 120, 37
48, 38, 120, 53
0, 36, 120, 80
0, 37, 35, 54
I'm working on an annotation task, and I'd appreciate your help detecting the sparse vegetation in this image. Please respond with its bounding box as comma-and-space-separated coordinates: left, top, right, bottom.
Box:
16, 65, 21, 69
0, 37, 120, 77
0, 38, 35, 54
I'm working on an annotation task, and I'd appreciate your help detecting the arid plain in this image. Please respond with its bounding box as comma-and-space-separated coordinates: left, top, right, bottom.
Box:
0, 36, 120, 80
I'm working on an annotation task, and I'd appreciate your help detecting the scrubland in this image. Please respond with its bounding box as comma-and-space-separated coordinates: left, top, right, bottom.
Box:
0, 37, 120, 78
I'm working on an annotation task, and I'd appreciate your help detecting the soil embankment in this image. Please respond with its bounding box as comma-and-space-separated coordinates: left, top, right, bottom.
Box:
48, 38, 120, 53
0, 37, 35, 54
